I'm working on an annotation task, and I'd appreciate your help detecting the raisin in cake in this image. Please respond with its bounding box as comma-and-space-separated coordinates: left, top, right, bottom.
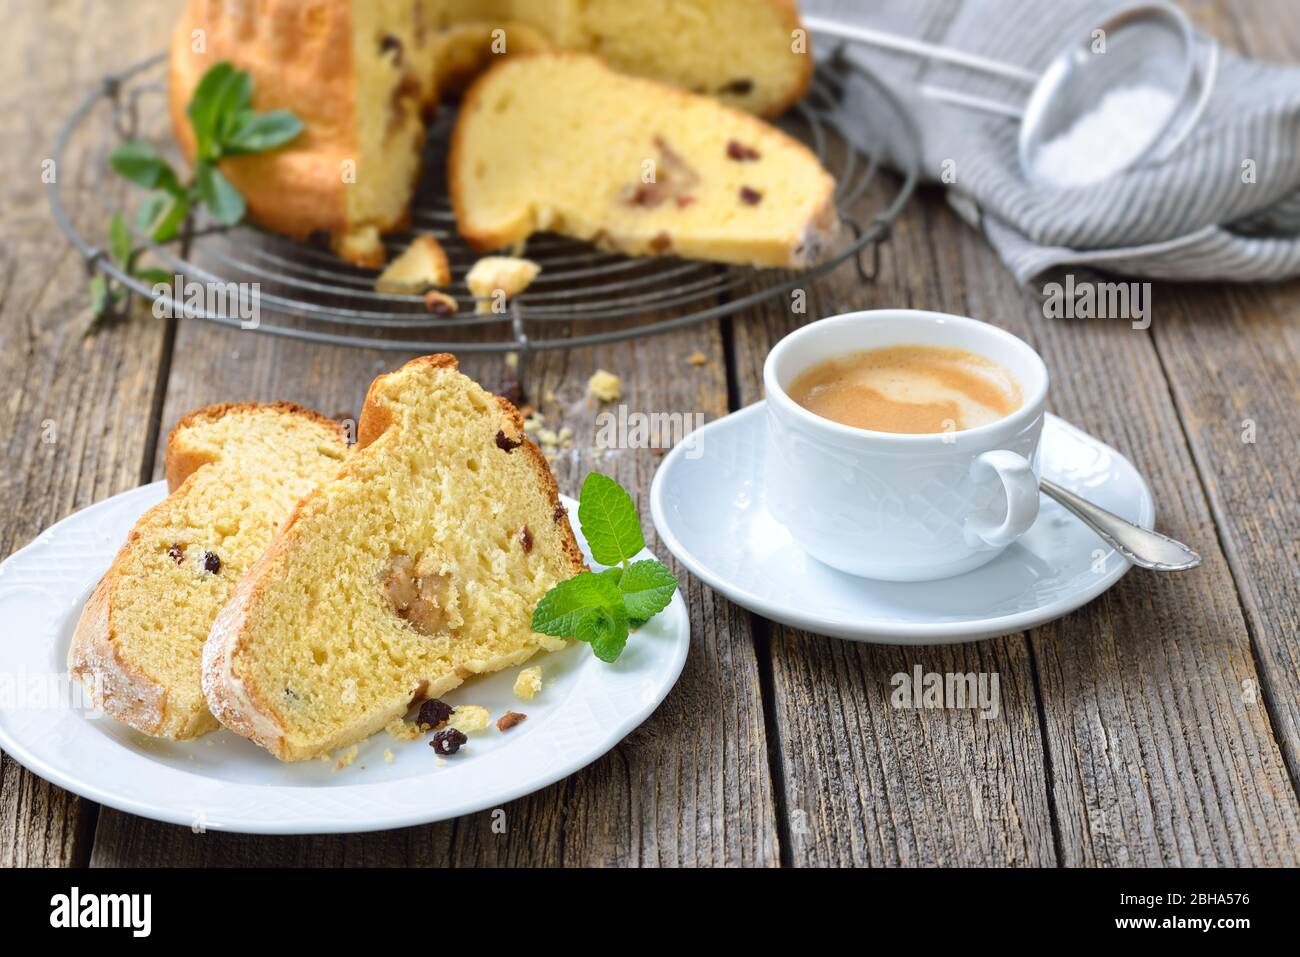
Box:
202, 356, 586, 761
69, 404, 349, 739
451, 53, 840, 268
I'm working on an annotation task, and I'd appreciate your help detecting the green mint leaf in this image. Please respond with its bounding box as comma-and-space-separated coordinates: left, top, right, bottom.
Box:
577, 472, 644, 567
196, 162, 245, 225
187, 63, 231, 159
109, 141, 181, 193
187, 62, 249, 160
133, 267, 175, 288
88, 274, 111, 321
108, 213, 132, 265
148, 193, 191, 244
576, 604, 630, 663
618, 559, 677, 624
212, 71, 254, 151
222, 110, 304, 155
136, 193, 169, 233
531, 571, 624, 638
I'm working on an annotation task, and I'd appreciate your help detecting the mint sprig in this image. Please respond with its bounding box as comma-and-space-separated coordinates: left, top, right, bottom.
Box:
531, 473, 678, 663
92, 62, 302, 326
88, 212, 174, 329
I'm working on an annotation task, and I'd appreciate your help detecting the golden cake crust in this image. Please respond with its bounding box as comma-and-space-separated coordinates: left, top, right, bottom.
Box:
68, 403, 349, 740
168, 2, 354, 243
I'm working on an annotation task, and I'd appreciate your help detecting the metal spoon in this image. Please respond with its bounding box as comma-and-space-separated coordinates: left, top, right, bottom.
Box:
1039, 478, 1201, 571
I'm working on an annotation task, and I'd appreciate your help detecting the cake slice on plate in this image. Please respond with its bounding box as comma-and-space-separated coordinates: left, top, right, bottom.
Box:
69, 404, 350, 739
450, 53, 840, 268
202, 356, 586, 761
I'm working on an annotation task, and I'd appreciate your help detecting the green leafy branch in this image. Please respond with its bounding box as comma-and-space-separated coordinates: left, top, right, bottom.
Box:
91, 61, 302, 326
531, 473, 679, 663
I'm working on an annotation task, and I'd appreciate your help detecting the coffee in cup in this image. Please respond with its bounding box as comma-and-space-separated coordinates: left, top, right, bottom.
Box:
786, 345, 1022, 435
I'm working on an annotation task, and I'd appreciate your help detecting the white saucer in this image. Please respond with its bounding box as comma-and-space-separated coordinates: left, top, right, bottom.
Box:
0, 488, 689, 834
650, 403, 1154, 644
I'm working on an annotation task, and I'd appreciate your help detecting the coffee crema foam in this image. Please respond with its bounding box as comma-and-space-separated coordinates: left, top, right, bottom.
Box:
787, 345, 1022, 434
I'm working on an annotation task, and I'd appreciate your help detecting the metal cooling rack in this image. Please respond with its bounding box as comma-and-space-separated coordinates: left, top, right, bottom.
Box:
49, 50, 919, 353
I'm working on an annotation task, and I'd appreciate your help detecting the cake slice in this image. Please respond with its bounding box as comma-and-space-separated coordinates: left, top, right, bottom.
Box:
69, 404, 350, 739
425, 0, 811, 117
450, 53, 840, 268
202, 356, 586, 761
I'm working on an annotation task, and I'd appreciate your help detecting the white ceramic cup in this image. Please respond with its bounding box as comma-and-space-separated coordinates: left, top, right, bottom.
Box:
764, 310, 1050, 581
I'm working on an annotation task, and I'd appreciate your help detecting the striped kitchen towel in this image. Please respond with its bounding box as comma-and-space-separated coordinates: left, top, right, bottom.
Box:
806, 0, 1300, 283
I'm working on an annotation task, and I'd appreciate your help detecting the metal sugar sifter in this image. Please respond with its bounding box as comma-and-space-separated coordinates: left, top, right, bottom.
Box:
805, 0, 1219, 187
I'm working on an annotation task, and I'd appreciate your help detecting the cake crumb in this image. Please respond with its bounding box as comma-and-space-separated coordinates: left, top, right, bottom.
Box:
514, 666, 543, 701
497, 710, 527, 732
687, 351, 708, 366
333, 744, 359, 771
383, 748, 395, 764
374, 234, 450, 293
505, 351, 519, 370
434, 756, 447, 767
587, 370, 622, 403
448, 704, 491, 733
466, 255, 541, 313
523, 412, 545, 435
385, 718, 422, 742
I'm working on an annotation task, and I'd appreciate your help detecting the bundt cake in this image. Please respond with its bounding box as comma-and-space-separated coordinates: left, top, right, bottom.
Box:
450, 53, 840, 268
69, 404, 349, 740
202, 355, 586, 761
168, 1, 813, 265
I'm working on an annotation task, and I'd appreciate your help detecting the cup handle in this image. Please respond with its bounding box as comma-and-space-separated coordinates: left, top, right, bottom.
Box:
963, 450, 1040, 549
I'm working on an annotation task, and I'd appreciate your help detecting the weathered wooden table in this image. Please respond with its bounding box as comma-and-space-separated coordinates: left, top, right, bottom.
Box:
3, 0, 1298, 867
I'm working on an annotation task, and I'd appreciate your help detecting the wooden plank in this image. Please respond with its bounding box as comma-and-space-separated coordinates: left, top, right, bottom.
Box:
91, 304, 779, 864
0, 0, 178, 867
730, 185, 1059, 866
945, 151, 1299, 860
1145, 0, 1300, 800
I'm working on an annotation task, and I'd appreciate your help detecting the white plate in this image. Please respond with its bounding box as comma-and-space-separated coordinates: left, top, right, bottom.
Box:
650, 403, 1154, 644
0, 488, 688, 834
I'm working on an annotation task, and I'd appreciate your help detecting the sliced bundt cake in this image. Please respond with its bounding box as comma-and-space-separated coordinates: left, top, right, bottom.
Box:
202, 356, 586, 761
69, 404, 349, 740
450, 53, 840, 268
169, 2, 813, 265
169, 0, 433, 267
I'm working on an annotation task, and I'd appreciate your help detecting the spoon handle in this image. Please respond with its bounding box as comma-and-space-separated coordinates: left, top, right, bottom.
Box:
1039, 478, 1202, 571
